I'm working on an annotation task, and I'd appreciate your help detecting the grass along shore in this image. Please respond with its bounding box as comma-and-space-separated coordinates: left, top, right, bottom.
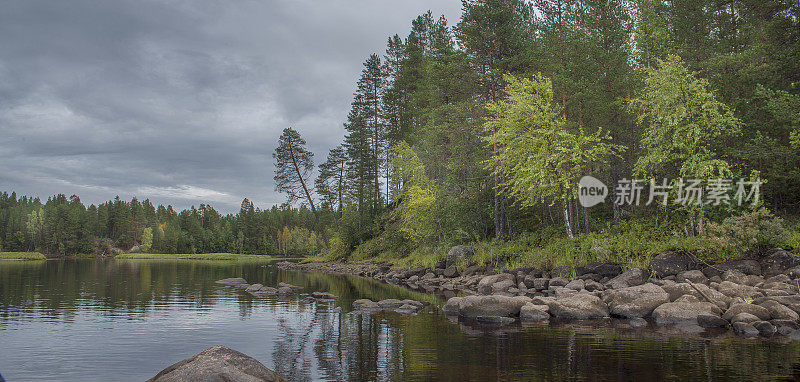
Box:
0, 252, 46, 260
114, 253, 276, 260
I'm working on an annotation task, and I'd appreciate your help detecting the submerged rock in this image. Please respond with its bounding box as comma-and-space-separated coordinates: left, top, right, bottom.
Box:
310, 292, 337, 300
215, 277, 247, 285
456, 295, 531, 318
147, 345, 286, 382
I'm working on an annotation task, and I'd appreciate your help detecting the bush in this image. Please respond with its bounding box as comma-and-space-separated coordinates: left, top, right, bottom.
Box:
704, 208, 789, 257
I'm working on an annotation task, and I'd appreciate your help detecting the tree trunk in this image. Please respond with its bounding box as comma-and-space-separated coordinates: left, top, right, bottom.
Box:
563, 199, 574, 239
288, 135, 329, 247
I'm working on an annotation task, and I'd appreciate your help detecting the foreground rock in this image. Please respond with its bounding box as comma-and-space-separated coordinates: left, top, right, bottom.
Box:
147, 345, 286, 382
603, 283, 669, 318
353, 298, 426, 314
651, 296, 722, 326
547, 293, 609, 320
454, 295, 531, 318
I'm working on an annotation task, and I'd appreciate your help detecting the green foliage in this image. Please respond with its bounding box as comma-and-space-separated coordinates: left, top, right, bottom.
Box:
114, 253, 271, 260
704, 208, 790, 257
140, 227, 153, 252
0, 252, 46, 260
276, 226, 324, 256
630, 55, 741, 181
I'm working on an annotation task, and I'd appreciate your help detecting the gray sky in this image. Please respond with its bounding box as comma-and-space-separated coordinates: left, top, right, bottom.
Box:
0, 0, 462, 212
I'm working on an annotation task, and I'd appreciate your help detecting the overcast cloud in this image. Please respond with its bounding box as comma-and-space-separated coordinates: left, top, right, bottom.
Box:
0, 0, 461, 212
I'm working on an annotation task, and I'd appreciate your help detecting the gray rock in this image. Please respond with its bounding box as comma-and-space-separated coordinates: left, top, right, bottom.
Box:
761, 248, 800, 276
703, 260, 762, 278
730, 312, 760, 324
277, 282, 302, 290
245, 283, 264, 292
377, 299, 406, 309
446, 245, 475, 267
276, 287, 293, 295
772, 319, 800, 335
353, 299, 380, 310
520, 304, 550, 321
753, 320, 776, 336
147, 345, 286, 382
757, 300, 798, 320
732, 322, 759, 336
697, 314, 728, 328
310, 292, 337, 300
786, 266, 800, 279
650, 252, 698, 277
723, 303, 771, 321
604, 283, 670, 318
549, 277, 569, 287
477, 274, 515, 295
547, 293, 609, 320
576, 262, 621, 278
565, 279, 585, 291
651, 300, 723, 326
584, 280, 604, 292
626, 318, 646, 328
215, 277, 248, 285
492, 279, 516, 294
676, 270, 708, 284
790, 330, 800, 342
606, 267, 648, 289
461, 264, 482, 276
716, 281, 762, 300
443, 265, 459, 278
754, 296, 800, 315
442, 297, 463, 315
456, 295, 532, 318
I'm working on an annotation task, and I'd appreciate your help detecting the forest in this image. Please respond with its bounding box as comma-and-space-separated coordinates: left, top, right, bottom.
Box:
2, 0, 799, 266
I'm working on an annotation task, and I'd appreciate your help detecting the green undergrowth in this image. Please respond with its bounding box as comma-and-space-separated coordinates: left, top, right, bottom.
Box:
114, 253, 275, 260
327, 213, 798, 272
0, 252, 46, 260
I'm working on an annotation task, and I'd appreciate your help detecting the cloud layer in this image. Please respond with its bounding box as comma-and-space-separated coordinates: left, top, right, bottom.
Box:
0, 0, 461, 212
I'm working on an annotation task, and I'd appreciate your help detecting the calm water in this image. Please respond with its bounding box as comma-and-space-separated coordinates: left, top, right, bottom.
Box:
1, 259, 800, 381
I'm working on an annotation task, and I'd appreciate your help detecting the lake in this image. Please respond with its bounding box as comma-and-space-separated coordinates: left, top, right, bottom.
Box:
1, 259, 799, 381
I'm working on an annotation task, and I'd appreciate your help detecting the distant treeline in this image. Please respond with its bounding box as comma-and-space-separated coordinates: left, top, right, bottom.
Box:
0, 192, 324, 256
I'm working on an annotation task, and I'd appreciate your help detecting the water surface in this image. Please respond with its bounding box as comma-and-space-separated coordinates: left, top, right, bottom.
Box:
1, 259, 799, 381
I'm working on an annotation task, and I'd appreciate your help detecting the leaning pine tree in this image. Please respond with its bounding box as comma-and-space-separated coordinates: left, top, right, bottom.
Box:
273, 127, 328, 247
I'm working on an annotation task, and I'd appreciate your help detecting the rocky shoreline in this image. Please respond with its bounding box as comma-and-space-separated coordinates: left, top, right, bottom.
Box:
277, 246, 800, 341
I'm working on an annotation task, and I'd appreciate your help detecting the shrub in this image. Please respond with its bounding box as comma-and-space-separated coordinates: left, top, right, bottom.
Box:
704, 208, 789, 257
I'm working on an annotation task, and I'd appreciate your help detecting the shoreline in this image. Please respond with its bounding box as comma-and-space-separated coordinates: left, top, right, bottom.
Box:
277, 246, 800, 342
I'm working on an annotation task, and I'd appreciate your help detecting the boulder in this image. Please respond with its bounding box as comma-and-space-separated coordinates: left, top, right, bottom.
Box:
584, 280, 604, 292
215, 278, 248, 285
456, 295, 532, 318
147, 346, 286, 382
603, 283, 669, 318
443, 266, 459, 278
549, 277, 569, 288
606, 267, 648, 290
442, 297, 463, 315
477, 274, 515, 295
753, 321, 776, 337
446, 245, 475, 267
377, 299, 406, 309
245, 284, 264, 292
722, 303, 771, 321
547, 293, 609, 320
732, 322, 759, 336
520, 304, 550, 321
730, 312, 760, 324
565, 279, 585, 291
754, 296, 800, 315
310, 292, 337, 300
716, 281, 762, 300
651, 299, 723, 326
650, 252, 698, 277
353, 299, 380, 310
491, 279, 516, 294
676, 270, 708, 284
576, 262, 621, 278
697, 314, 728, 328
760, 248, 800, 277
629, 318, 648, 328
276, 287, 293, 295
703, 260, 761, 278
277, 282, 302, 290
773, 320, 800, 335
757, 300, 798, 320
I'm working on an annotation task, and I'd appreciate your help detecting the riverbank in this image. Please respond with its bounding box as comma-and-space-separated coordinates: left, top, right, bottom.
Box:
0, 252, 46, 260
278, 245, 800, 341
114, 253, 277, 260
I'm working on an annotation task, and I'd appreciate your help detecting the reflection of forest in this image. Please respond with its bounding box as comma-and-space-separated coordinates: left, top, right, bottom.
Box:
2, 259, 800, 381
